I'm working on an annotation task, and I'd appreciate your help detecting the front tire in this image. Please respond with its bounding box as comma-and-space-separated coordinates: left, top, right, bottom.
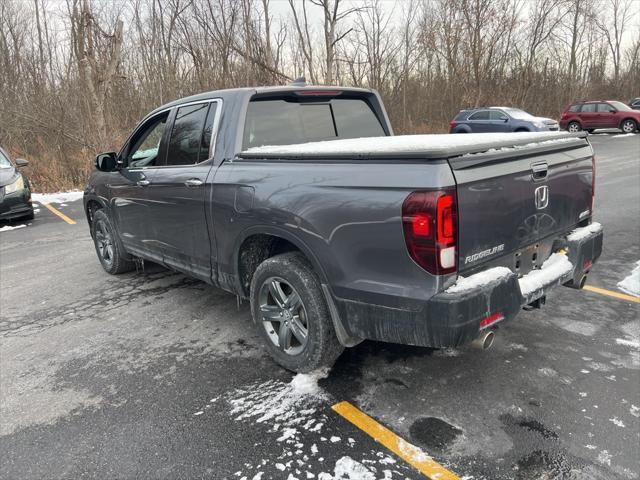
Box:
250, 252, 343, 372
567, 121, 582, 133
620, 119, 637, 133
91, 209, 135, 274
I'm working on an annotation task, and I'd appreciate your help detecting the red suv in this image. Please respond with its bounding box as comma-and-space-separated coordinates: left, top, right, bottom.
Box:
560, 100, 640, 134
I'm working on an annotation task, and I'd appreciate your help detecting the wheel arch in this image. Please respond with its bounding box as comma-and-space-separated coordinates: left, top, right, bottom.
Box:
619, 117, 638, 131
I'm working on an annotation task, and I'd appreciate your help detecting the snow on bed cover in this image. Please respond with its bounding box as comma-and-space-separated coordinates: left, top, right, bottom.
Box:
446, 266, 512, 294
244, 131, 578, 156
518, 252, 573, 296
566, 222, 602, 242
32, 191, 83, 204
617, 260, 640, 297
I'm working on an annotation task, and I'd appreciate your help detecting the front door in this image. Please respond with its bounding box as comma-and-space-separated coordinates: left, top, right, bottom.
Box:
110, 110, 171, 255
596, 103, 618, 128
145, 100, 221, 282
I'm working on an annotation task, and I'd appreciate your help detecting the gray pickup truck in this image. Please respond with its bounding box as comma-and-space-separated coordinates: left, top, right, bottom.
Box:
84, 85, 603, 372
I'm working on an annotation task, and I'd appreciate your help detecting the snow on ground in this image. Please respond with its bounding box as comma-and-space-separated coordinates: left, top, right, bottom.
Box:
0, 224, 27, 232
194, 371, 409, 479
611, 133, 636, 139
566, 222, 603, 242
244, 131, 577, 157
518, 252, 573, 296
445, 266, 512, 294
31, 191, 83, 204
617, 260, 640, 297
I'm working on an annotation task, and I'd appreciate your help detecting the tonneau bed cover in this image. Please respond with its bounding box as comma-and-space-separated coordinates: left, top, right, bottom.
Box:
239, 131, 587, 161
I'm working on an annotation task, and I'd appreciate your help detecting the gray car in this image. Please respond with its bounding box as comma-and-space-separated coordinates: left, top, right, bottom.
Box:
450, 107, 559, 133
84, 85, 602, 372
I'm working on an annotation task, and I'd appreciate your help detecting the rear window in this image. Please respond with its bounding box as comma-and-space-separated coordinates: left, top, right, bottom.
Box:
454, 111, 469, 121
242, 97, 385, 149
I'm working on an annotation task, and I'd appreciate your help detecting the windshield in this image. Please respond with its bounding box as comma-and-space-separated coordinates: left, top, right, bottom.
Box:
609, 101, 632, 112
503, 108, 535, 120
0, 150, 12, 168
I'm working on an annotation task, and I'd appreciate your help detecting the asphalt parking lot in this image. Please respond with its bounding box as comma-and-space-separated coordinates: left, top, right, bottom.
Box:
1, 132, 638, 480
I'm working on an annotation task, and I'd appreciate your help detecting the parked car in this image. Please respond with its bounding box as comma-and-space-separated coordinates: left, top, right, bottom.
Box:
449, 107, 559, 133
0, 147, 34, 221
629, 98, 640, 110
560, 100, 640, 133
85, 85, 603, 372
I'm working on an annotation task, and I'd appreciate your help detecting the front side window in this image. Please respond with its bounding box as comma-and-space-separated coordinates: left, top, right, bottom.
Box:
0, 150, 11, 168
165, 103, 211, 166
489, 110, 508, 120
242, 97, 385, 149
581, 104, 596, 113
469, 110, 490, 120
127, 112, 169, 168
597, 103, 614, 113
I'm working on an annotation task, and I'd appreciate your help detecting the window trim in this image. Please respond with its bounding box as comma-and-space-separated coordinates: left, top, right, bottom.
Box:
125, 98, 223, 171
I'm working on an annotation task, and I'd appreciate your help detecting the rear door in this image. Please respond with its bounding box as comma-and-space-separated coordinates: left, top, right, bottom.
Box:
467, 110, 492, 132
451, 139, 593, 276
579, 103, 598, 128
145, 100, 221, 282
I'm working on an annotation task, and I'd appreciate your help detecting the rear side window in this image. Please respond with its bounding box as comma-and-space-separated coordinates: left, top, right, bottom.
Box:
568, 104, 581, 112
165, 103, 210, 166
469, 110, 490, 120
242, 97, 385, 149
581, 104, 596, 113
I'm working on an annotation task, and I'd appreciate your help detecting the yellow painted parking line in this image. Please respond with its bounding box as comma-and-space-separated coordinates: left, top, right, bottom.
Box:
41, 203, 76, 225
584, 285, 640, 304
332, 401, 459, 480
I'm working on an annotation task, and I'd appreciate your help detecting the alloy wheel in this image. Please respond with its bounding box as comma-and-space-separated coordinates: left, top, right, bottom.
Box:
95, 220, 115, 266
622, 120, 635, 133
259, 277, 308, 356
568, 122, 581, 133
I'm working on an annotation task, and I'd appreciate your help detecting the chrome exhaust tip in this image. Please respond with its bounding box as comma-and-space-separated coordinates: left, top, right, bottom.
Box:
471, 330, 495, 350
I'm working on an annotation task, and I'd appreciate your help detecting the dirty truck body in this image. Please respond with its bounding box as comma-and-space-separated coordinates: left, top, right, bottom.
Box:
84, 86, 603, 371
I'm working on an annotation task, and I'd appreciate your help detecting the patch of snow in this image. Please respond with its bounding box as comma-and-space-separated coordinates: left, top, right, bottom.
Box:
597, 450, 612, 466
518, 252, 573, 296
445, 266, 512, 294
0, 224, 27, 232
193, 411, 203, 416
630, 405, 639, 417
579, 392, 587, 398
244, 132, 578, 157
32, 190, 83, 204
329, 436, 340, 443
508, 343, 528, 352
318, 456, 376, 480
584, 445, 597, 450
609, 417, 625, 428
617, 261, 640, 297
611, 133, 636, 138
566, 222, 603, 242
615, 338, 640, 349
538, 367, 557, 377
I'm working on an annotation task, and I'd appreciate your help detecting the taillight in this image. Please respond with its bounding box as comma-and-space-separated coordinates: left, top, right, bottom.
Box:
449, 120, 455, 130
402, 189, 458, 275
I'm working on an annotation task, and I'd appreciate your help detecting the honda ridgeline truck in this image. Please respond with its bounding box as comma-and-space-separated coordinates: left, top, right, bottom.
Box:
84, 86, 603, 372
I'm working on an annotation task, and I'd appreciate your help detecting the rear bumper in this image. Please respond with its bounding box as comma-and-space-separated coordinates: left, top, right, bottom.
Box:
336, 223, 603, 348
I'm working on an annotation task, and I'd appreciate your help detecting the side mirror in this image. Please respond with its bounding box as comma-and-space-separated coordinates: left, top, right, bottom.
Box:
15, 158, 29, 167
95, 152, 118, 172
502, 117, 509, 122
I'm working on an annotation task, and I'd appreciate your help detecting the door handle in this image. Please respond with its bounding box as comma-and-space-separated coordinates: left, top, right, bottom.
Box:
137, 179, 150, 186
185, 178, 203, 187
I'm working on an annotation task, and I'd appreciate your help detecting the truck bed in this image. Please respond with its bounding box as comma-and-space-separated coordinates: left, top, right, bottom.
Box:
239, 131, 587, 160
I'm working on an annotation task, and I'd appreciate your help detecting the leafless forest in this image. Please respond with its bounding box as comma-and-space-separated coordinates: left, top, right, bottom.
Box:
0, 0, 638, 191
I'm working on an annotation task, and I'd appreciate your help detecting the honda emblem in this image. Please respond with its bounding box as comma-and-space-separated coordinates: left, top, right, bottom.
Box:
534, 185, 549, 209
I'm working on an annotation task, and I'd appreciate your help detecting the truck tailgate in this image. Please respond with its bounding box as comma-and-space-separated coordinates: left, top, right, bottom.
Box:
450, 137, 593, 276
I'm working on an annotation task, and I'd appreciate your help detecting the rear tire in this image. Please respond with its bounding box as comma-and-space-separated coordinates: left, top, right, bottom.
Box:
620, 119, 637, 133
250, 252, 344, 372
91, 209, 135, 274
567, 121, 581, 133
